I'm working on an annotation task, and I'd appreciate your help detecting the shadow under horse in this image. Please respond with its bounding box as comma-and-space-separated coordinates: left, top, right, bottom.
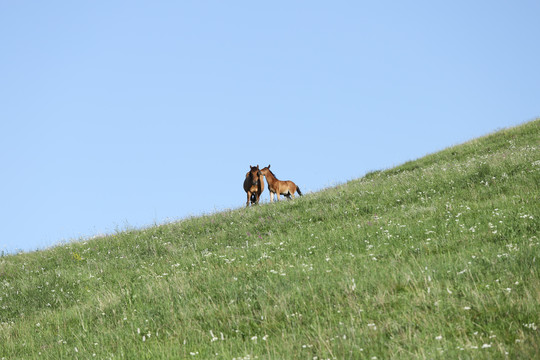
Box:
243, 165, 265, 207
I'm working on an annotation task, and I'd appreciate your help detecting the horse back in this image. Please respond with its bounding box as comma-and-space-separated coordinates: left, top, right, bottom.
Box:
285, 180, 297, 193
258, 174, 265, 194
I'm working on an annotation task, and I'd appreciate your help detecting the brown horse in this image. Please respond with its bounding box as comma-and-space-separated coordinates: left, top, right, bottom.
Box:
243, 165, 265, 207
259, 165, 302, 202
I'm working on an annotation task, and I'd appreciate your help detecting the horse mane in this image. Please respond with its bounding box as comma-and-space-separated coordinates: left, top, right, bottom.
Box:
266, 167, 279, 180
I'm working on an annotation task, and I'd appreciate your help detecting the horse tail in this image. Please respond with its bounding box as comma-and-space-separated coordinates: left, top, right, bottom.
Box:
296, 186, 302, 196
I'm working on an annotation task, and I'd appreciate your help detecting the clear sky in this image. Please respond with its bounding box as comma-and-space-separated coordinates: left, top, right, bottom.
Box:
1, 1, 538, 254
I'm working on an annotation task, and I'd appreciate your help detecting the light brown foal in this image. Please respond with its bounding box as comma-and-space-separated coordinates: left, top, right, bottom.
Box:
259, 165, 302, 202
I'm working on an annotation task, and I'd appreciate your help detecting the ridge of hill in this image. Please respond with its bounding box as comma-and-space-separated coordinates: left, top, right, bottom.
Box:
1, 119, 539, 359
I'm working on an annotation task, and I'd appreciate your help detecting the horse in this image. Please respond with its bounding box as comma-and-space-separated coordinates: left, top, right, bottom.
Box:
259, 165, 302, 202
243, 165, 265, 207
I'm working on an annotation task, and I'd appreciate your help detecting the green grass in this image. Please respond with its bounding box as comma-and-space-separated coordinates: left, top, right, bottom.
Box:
1, 119, 539, 359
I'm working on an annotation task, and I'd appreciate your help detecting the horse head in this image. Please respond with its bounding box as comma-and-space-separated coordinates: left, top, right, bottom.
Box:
249, 165, 260, 186
259, 164, 271, 176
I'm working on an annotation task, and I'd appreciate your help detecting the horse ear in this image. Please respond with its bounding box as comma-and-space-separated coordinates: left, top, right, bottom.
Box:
268, 164, 271, 169
256, 165, 259, 169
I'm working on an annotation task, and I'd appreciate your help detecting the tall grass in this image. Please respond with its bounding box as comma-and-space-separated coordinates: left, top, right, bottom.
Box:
1, 119, 539, 359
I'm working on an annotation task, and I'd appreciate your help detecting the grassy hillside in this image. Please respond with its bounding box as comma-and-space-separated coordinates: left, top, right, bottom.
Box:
1, 119, 539, 359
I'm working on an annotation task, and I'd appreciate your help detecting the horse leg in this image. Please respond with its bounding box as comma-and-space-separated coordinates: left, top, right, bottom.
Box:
255, 192, 260, 204
246, 191, 251, 207
270, 192, 274, 202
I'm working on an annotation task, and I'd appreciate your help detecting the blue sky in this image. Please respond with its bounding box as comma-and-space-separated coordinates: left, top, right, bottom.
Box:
1, 1, 538, 254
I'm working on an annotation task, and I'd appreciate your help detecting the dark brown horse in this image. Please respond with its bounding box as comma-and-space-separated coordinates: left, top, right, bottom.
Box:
259, 165, 302, 202
243, 165, 265, 207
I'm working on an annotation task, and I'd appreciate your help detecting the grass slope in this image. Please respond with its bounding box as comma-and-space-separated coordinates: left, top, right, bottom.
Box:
1, 120, 539, 359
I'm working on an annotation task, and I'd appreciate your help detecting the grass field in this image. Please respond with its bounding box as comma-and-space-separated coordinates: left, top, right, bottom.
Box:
1, 119, 539, 359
